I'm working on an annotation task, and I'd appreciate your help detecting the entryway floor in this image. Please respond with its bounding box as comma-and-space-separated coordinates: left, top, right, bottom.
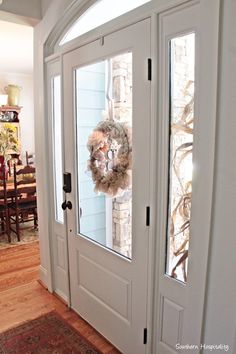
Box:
0, 240, 121, 354
0, 241, 40, 291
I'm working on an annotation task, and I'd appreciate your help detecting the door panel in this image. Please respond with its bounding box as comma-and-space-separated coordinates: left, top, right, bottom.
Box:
63, 19, 150, 354
46, 60, 69, 302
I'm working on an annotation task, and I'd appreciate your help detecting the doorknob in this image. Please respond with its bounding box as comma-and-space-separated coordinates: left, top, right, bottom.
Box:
61, 200, 72, 210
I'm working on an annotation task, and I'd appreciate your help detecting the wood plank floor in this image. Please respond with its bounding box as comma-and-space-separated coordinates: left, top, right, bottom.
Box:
0, 241, 40, 292
0, 242, 121, 354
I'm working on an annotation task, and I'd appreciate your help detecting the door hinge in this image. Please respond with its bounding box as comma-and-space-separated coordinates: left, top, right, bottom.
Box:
143, 328, 147, 344
146, 206, 150, 226
148, 58, 152, 81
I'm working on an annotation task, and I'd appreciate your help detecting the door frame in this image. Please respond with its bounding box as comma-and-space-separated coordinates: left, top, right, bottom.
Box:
40, 0, 192, 294
153, 1, 220, 352
35, 0, 220, 353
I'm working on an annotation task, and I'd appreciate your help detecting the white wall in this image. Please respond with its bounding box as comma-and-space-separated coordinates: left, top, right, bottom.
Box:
0, 21, 33, 74
0, 73, 34, 162
203, 1, 236, 352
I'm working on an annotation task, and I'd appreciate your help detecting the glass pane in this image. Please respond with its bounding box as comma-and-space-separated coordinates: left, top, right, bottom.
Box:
60, 0, 150, 45
75, 52, 132, 259
166, 33, 195, 282
52, 75, 64, 224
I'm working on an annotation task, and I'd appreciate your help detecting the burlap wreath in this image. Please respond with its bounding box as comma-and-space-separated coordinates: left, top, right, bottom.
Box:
87, 120, 132, 197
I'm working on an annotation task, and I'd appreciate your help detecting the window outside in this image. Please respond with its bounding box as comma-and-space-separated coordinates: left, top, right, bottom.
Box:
60, 0, 151, 45
76, 52, 133, 259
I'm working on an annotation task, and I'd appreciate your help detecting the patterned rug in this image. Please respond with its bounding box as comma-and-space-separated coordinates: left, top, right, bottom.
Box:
0, 311, 102, 354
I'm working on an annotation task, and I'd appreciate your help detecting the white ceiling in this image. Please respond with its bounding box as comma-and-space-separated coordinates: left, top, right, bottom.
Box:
0, 20, 33, 74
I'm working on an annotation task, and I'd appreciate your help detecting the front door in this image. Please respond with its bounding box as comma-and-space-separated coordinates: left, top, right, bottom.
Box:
63, 19, 151, 354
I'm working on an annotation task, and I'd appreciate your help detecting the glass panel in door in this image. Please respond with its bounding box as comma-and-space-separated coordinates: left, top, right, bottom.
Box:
75, 52, 132, 258
166, 33, 195, 282
52, 75, 64, 224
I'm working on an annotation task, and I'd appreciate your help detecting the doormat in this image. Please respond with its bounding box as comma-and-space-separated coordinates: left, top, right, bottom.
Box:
0, 311, 102, 354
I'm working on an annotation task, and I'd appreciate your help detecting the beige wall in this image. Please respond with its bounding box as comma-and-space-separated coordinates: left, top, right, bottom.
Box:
0, 0, 41, 26
41, 0, 52, 17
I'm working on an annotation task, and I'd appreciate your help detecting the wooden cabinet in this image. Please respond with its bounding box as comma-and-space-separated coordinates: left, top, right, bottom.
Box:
0, 105, 21, 122
0, 106, 21, 161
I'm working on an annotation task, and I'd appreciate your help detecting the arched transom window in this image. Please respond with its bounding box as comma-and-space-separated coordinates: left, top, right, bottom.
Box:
59, 0, 151, 46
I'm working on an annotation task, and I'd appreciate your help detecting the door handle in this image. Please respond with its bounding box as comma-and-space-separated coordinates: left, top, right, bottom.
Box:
63, 172, 71, 193
61, 200, 72, 210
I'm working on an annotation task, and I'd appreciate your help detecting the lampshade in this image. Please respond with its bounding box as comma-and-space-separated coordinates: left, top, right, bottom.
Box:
0, 94, 8, 106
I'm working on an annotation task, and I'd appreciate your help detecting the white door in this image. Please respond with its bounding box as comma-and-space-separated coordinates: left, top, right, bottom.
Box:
63, 19, 151, 354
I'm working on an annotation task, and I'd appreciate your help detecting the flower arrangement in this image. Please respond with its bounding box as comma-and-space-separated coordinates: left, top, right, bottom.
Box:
87, 120, 132, 197
0, 123, 19, 162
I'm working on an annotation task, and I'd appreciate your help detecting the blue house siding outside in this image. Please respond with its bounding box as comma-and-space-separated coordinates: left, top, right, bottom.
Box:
76, 62, 106, 244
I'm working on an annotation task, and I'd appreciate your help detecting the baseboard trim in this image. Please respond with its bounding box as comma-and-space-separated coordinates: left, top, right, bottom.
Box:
39, 265, 52, 292
54, 288, 69, 304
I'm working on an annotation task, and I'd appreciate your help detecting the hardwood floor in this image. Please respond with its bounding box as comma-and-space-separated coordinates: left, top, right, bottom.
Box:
0, 241, 40, 292
0, 241, 121, 354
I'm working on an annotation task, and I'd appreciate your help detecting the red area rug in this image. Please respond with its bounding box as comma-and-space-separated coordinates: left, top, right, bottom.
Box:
0, 311, 102, 354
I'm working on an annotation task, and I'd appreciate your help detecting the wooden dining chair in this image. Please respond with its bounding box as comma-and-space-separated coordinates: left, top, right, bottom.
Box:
0, 156, 8, 180
9, 164, 37, 241
0, 165, 11, 242
26, 151, 35, 166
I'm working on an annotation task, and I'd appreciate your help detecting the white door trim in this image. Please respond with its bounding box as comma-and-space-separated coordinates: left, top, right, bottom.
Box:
153, 0, 220, 352
45, 0, 192, 57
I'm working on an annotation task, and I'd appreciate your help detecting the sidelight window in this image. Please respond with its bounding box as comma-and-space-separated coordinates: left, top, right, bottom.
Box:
52, 75, 64, 224
166, 33, 195, 283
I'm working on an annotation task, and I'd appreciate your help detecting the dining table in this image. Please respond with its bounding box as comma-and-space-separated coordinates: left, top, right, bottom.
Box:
0, 177, 37, 202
